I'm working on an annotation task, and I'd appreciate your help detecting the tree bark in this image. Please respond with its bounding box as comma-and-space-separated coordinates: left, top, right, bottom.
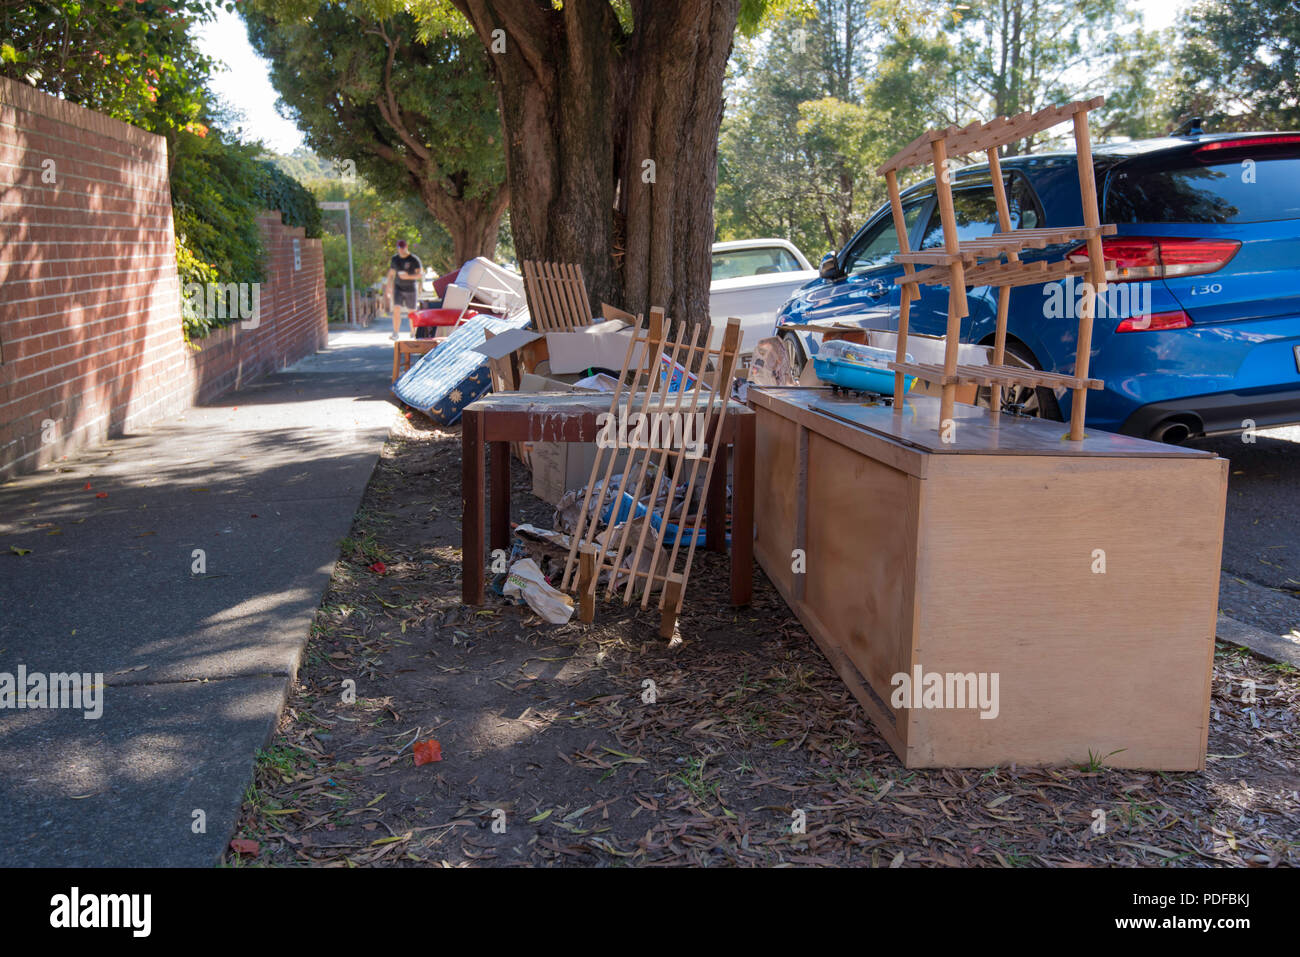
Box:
414, 172, 509, 266
451, 0, 740, 326
366, 133, 509, 266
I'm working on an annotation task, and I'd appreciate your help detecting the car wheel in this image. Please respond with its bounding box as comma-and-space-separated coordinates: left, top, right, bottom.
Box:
780, 332, 806, 377
973, 342, 1062, 421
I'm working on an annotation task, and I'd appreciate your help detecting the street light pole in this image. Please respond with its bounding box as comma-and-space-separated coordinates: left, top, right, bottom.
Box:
318, 201, 356, 326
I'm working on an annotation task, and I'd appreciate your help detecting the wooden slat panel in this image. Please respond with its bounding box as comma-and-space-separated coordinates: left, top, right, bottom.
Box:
945, 97, 1105, 160
893, 250, 974, 265
521, 260, 549, 331
878, 96, 1105, 173
522, 259, 596, 333
606, 316, 694, 601
896, 256, 1102, 289
890, 360, 1103, 391
554, 263, 589, 330
893, 224, 1117, 270
659, 317, 744, 614
560, 309, 655, 591
539, 262, 567, 330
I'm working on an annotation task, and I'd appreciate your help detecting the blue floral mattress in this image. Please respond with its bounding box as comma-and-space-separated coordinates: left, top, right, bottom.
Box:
391, 314, 531, 424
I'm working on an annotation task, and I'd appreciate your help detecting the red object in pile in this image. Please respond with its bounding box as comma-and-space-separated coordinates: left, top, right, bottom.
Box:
409, 307, 476, 328
431, 267, 460, 298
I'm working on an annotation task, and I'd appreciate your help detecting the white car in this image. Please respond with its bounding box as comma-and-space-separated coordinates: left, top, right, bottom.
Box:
709, 239, 817, 354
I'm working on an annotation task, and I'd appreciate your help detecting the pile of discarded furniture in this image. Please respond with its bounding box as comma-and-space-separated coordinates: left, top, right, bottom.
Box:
426, 96, 1229, 772
392, 257, 756, 639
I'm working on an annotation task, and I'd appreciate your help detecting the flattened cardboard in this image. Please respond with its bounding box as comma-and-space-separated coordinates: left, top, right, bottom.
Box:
473, 328, 542, 360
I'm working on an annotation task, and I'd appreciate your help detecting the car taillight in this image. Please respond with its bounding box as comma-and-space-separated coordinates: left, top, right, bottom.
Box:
1116, 309, 1194, 333
1067, 237, 1240, 281
1071, 237, 1161, 280
1156, 238, 1241, 275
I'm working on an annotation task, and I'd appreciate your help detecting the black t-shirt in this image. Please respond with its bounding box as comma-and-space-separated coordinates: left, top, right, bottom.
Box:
390, 253, 422, 293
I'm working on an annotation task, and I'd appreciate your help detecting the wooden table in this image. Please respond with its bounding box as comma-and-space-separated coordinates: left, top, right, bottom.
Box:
392, 338, 440, 383
748, 386, 1227, 770
461, 392, 755, 608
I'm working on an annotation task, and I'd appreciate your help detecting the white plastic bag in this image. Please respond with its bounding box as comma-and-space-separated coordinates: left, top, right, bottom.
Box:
502, 558, 575, 624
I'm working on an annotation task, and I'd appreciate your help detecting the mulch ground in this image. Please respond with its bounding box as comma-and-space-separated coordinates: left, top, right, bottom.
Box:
225, 410, 1299, 867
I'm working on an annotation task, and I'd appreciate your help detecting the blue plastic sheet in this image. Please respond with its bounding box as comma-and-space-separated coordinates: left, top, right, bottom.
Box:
598, 490, 713, 547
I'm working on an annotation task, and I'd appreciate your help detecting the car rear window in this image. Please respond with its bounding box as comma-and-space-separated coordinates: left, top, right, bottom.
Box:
712, 247, 802, 281
1105, 156, 1300, 224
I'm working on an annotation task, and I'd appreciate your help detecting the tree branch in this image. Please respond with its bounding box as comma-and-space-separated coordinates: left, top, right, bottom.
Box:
367, 20, 432, 163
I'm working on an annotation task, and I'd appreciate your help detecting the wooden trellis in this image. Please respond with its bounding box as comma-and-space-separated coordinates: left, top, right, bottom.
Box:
878, 96, 1115, 440
560, 309, 743, 638
521, 260, 596, 332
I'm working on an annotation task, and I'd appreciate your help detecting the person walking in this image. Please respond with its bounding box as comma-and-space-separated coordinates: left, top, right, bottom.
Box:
386, 239, 423, 340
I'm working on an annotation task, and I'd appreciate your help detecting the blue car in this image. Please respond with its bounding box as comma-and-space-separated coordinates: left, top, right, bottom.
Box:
775, 131, 1300, 441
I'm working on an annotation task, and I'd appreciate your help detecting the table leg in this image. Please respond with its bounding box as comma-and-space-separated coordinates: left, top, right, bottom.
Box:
391, 344, 401, 384
462, 410, 485, 605
730, 415, 755, 606
705, 444, 727, 554
490, 440, 511, 554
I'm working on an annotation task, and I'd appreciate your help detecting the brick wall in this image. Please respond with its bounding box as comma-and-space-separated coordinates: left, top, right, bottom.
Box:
0, 78, 327, 478
184, 215, 328, 404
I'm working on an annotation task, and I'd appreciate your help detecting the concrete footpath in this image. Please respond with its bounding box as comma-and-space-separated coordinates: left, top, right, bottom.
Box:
0, 327, 399, 866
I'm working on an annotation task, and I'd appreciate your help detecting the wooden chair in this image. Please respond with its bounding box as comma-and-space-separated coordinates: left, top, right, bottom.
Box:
878, 96, 1114, 440
522, 261, 596, 332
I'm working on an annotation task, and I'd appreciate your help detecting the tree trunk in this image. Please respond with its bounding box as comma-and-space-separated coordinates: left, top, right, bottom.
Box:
452, 203, 506, 267
620, 1, 739, 329
451, 0, 740, 326
420, 180, 510, 267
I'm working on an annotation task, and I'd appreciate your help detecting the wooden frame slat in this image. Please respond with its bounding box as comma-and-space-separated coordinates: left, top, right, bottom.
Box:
893, 224, 1117, 266
890, 360, 1103, 391
878, 96, 1105, 174
561, 308, 744, 635
598, 317, 691, 597
560, 309, 659, 592
522, 260, 595, 332
880, 97, 1110, 439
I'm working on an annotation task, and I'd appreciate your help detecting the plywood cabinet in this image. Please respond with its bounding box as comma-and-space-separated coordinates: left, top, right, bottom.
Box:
750, 387, 1228, 770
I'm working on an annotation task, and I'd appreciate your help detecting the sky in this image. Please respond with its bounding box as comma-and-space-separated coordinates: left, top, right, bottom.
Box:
196, 0, 1192, 156
195, 7, 306, 153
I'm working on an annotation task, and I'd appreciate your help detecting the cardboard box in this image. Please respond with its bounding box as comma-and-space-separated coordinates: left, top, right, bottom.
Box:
517, 373, 627, 505
545, 319, 646, 374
